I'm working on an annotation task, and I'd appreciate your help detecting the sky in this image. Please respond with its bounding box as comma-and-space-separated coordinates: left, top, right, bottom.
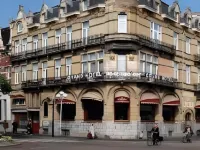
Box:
0, 0, 200, 28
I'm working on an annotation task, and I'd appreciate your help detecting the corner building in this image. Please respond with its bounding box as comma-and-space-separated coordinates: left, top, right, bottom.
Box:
10, 0, 200, 139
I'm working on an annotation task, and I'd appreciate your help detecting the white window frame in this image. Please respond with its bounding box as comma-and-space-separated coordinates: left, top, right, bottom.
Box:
42, 33, 48, 47
17, 22, 23, 33
55, 59, 61, 78
55, 29, 61, 44
22, 38, 27, 52
117, 55, 126, 72
15, 41, 20, 54
33, 36, 38, 50
173, 62, 179, 79
150, 22, 162, 41
14, 67, 19, 84
173, 32, 178, 50
42, 62, 48, 79
83, 0, 89, 11
21, 66, 26, 82
97, 51, 104, 72
186, 37, 191, 54
66, 57, 72, 76
82, 21, 89, 38
66, 26, 72, 49
32, 63, 38, 80
186, 65, 190, 84
118, 14, 127, 33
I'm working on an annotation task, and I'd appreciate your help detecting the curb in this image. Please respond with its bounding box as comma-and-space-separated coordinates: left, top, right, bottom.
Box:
0, 142, 21, 147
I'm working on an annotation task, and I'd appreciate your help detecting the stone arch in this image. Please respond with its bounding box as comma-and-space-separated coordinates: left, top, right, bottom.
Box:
41, 97, 51, 105
139, 89, 161, 102
161, 92, 180, 105
184, 109, 194, 121
55, 89, 78, 102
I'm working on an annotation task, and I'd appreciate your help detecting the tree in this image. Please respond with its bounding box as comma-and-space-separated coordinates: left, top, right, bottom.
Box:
0, 74, 12, 94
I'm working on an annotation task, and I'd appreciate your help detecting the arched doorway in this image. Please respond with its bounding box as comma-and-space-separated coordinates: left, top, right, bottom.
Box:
81, 90, 103, 121
114, 90, 130, 121
56, 92, 76, 121
162, 94, 180, 122
185, 112, 191, 121
140, 91, 160, 122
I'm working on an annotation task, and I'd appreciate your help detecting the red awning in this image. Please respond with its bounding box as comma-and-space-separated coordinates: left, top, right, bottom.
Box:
163, 100, 180, 106
141, 99, 159, 104
114, 96, 130, 103
55, 99, 75, 104
195, 105, 200, 109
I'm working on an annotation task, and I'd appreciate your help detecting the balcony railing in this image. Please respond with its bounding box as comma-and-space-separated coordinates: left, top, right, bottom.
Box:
21, 72, 179, 89
11, 34, 105, 61
137, 35, 176, 55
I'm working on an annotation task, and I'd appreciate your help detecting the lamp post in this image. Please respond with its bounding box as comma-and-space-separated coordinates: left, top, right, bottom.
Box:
56, 91, 67, 135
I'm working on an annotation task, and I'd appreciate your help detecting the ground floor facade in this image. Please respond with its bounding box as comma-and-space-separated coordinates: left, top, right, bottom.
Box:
10, 82, 200, 139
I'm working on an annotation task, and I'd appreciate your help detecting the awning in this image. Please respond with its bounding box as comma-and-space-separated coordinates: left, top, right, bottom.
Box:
82, 91, 103, 102
195, 105, 200, 109
55, 93, 76, 104
114, 90, 130, 103
11, 109, 27, 113
163, 95, 180, 106
141, 92, 160, 104
10, 94, 25, 99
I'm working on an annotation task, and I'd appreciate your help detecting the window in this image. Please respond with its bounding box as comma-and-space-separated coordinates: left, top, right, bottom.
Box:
173, 32, 178, 50
21, 66, 26, 82
140, 52, 158, 74
13, 99, 25, 105
186, 37, 190, 54
44, 102, 48, 117
88, 53, 96, 72
66, 57, 72, 76
42, 62, 47, 79
156, 2, 160, 13
42, 33, 48, 47
83, 0, 89, 11
117, 55, 126, 72
15, 41, 20, 54
82, 21, 89, 44
4, 67, 11, 79
17, 22, 23, 33
198, 68, 200, 83
188, 18, 191, 28
55, 59, 61, 78
198, 42, 200, 54
22, 39, 27, 52
118, 14, 127, 33
55, 29, 61, 44
33, 35, 38, 50
66, 26, 72, 49
97, 51, 104, 72
32, 63, 38, 80
186, 65, 190, 84
174, 62, 179, 79
14, 67, 20, 84
150, 22, 162, 41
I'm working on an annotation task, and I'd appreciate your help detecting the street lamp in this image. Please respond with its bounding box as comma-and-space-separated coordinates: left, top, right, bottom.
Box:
56, 91, 68, 135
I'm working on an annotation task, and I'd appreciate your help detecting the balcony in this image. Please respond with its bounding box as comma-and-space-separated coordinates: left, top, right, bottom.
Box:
137, 35, 176, 55
138, 0, 157, 13
11, 34, 105, 62
21, 72, 179, 89
62, 1, 80, 18
88, 0, 105, 11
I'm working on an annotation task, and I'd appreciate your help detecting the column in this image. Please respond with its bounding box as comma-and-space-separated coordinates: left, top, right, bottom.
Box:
1, 100, 5, 121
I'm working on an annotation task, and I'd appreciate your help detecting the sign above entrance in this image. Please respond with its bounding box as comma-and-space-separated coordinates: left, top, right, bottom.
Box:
114, 96, 130, 103
55, 99, 75, 104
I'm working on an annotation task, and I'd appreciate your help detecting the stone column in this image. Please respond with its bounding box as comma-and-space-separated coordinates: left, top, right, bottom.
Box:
75, 100, 84, 120
155, 104, 163, 121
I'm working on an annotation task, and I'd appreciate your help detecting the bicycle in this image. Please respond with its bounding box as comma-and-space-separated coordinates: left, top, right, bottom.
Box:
147, 132, 161, 146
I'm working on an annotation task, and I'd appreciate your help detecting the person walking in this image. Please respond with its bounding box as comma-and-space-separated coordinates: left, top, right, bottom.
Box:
12, 120, 18, 134
27, 120, 32, 135
89, 124, 95, 139
151, 124, 159, 145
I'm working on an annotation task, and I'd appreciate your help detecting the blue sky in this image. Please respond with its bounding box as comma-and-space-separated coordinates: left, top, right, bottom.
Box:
0, 0, 199, 28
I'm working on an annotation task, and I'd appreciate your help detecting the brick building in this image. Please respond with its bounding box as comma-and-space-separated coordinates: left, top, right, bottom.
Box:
9, 0, 200, 138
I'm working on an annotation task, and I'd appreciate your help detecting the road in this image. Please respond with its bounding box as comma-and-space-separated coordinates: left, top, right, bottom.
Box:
1, 138, 200, 150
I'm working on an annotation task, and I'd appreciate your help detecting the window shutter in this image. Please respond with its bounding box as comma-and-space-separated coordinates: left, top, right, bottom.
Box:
118, 14, 127, 33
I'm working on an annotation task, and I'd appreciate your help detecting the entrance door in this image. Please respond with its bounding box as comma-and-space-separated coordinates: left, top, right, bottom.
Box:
29, 111, 40, 134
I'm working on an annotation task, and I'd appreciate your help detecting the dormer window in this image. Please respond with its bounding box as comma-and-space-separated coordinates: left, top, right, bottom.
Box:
156, 2, 160, 13
83, 0, 89, 11
17, 22, 23, 33
176, 12, 179, 22
188, 18, 191, 27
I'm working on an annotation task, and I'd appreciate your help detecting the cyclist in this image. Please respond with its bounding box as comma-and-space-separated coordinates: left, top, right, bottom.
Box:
183, 125, 193, 142
151, 124, 159, 145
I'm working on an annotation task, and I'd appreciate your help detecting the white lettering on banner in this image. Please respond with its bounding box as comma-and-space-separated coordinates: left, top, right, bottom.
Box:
106, 72, 141, 77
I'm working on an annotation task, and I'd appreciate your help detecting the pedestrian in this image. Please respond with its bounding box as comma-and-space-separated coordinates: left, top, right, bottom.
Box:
3, 120, 8, 134
89, 124, 95, 139
27, 120, 32, 135
12, 120, 18, 134
151, 124, 159, 145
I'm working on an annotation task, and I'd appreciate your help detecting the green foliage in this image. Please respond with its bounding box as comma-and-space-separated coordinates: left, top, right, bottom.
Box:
0, 136, 13, 142
0, 74, 12, 94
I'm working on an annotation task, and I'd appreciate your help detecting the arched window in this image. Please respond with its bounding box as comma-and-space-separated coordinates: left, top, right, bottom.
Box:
44, 102, 48, 117
17, 22, 23, 33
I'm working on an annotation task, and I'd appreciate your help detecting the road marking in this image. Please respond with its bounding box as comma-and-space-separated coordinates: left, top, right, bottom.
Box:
14, 139, 83, 143
30, 147, 48, 150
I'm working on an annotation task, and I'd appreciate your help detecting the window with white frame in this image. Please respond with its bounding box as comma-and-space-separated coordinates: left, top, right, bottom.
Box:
15, 40, 20, 54
17, 22, 23, 33
55, 59, 61, 78
66, 26, 72, 48
118, 14, 127, 33
173, 32, 178, 50
66, 57, 72, 76
186, 65, 190, 84
32, 63, 38, 80
42, 32, 48, 47
198, 42, 200, 54
42, 62, 47, 79
33, 35, 38, 50
174, 62, 179, 79
13, 99, 25, 105
82, 21, 89, 39
140, 52, 158, 74
117, 55, 126, 72
186, 37, 190, 54
150, 22, 162, 41
22, 38, 27, 52
55, 29, 61, 44
14, 67, 20, 84
198, 68, 200, 83
156, 2, 160, 13
21, 65, 26, 82
4, 66, 11, 79
83, 0, 89, 11
81, 51, 104, 73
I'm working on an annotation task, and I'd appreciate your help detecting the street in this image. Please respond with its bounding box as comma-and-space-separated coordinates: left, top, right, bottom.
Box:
2, 139, 200, 150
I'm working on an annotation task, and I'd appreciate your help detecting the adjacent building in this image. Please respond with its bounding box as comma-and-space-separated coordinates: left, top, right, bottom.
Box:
9, 0, 200, 138
0, 27, 11, 124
